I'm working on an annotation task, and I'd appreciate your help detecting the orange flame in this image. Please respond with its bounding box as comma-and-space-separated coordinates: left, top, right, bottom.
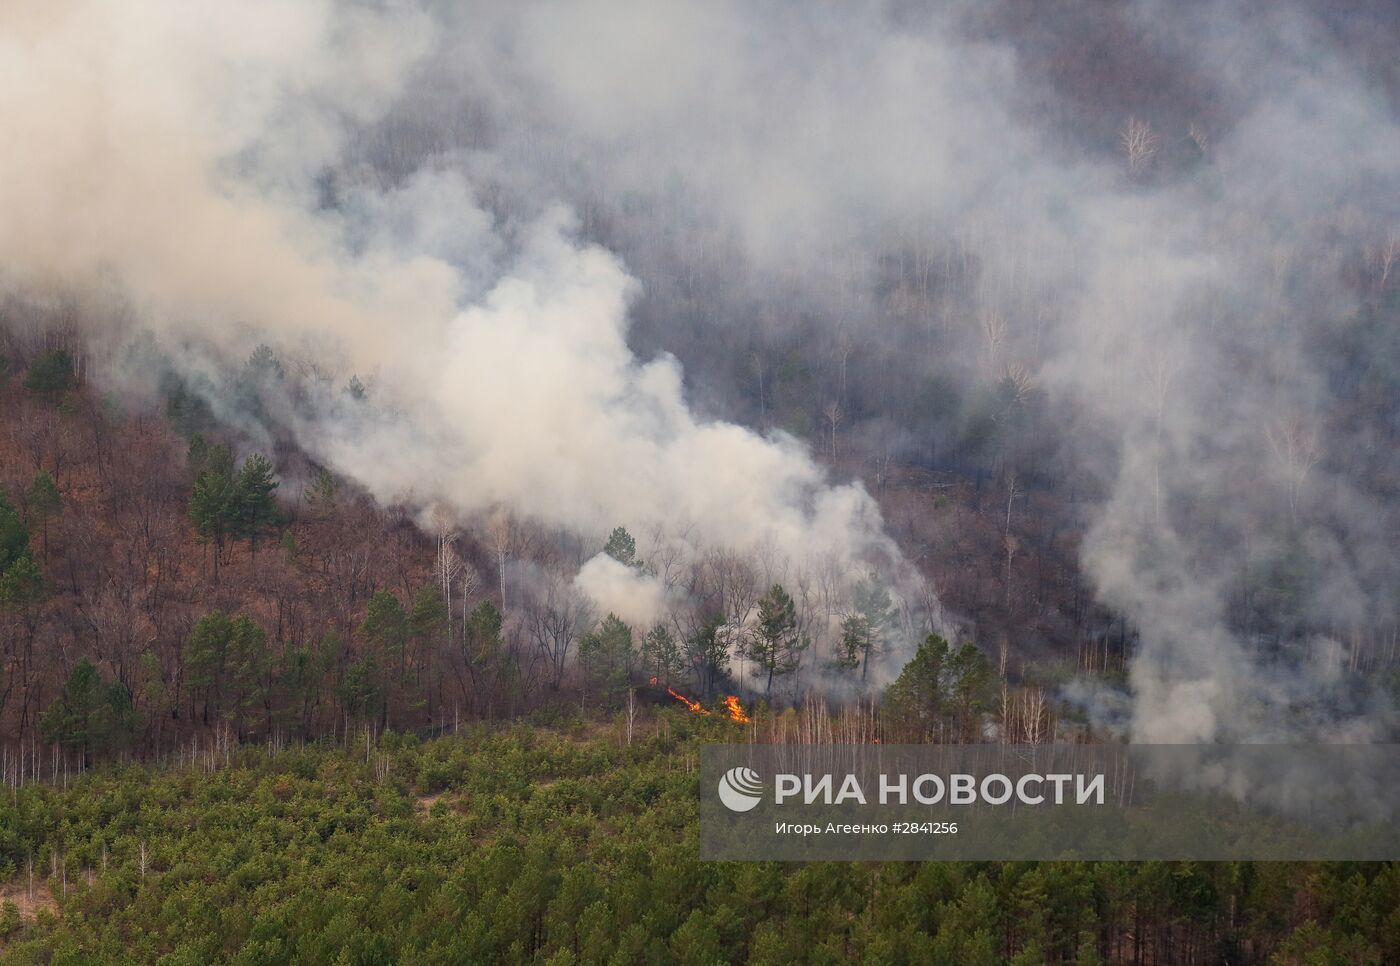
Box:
723, 695, 751, 724
667, 687, 710, 715
665, 687, 751, 724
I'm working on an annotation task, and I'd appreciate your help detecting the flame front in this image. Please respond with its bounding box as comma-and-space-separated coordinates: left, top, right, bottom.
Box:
666, 687, 710, 715
664, 687, 750, 723
723, 695, 751, 724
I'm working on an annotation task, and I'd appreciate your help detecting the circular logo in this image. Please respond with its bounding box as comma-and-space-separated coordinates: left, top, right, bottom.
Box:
718, 766, 763, 812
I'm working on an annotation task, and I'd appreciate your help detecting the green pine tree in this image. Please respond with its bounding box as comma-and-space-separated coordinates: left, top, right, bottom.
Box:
166, 383, 214, 438
360, 591, 409, 727
0, 492, 31, 573
103, 680, 137, 753
186, 433, 210, 475
882, 633, 950, 741
339, 654, 384, 724
641, 624, 682, 685
838, 571, 896, 682
189, 445, 239, 580
361, 591, 409, 659
603, 526, 647, 572
26, 469, 60, 561
685, 615, 730, 698
235, 453, 280, 557
225, 614, 270, 734
883, 635, 991, 742
40, 660, 132, 762
464, 600, 505, 714
747, 584, 807, 698
411, 586, 449, 644
946, 641, 994, 742
0, 556, 43, 608
24, 348, 74, 405
0, 494, 41, 608
184, 611, 233, 723
579, 613, 634, 707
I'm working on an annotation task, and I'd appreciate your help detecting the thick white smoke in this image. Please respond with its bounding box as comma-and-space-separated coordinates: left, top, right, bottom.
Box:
392, 0, 1400, 738
5, 0, 1399, 732
0, 0, 908, 664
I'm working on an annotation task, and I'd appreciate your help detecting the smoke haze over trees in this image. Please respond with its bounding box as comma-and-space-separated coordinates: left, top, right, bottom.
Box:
1, 0, 1399, 746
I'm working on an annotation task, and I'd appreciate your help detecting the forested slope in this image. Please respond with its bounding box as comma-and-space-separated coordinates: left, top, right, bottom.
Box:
0, 343, 1113, 764
2, 717, 1397, 964
3, 1, 1400, 961
0, 355, 1396, 964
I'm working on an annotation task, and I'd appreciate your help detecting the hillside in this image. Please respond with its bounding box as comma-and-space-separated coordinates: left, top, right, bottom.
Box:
0, 349, 1116, 762
3, 717, 1397, 964
4, 0, 1400, 961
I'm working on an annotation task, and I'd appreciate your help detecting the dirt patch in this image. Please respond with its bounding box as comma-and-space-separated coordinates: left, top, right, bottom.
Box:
416, 792, 452, 812
0, 878, 58, 919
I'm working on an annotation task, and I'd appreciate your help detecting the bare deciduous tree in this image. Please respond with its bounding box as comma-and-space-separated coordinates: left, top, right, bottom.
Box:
643, 521, 691, 592
487, 510, 513, 612
1187, 121, 1209, 156
980, 310, 1007, 375
1120, 116, 1157, 177
523, 575, 592, 689
1375, 231, 1398, 291
835, 327, 854, 407
1003, 473, 1019, 609
1266, 414, 1320, 520
1005, 362, 1035, 403
701, 550, 759, 628
822, 401, 843, 459
432, 508, 463, 625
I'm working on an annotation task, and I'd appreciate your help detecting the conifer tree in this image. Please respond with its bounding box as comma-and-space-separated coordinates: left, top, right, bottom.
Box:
463, 600, 506, 713
189, 445, 238, 579
0, 493, 42, 607
747, 584, 807, 698
26, 469, 60, 561
40, 660, 135, 763
685, 615, 731, 697
641, 624, 682, 685
837, 571, 896, 681
184, 611, 233, 723
24, 348, 73, 404
603, 526, 647, 572
235, 453, 280, 557
360, 591, 409, 726
579, 613, 634, 706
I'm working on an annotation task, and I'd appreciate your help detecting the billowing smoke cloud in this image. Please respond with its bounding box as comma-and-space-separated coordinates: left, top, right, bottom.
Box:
4, 0, 1399, 732
1, 2, 435, 343
384, 0, 1399, 741
0, 0, 910, 678
574, 556, 673, 632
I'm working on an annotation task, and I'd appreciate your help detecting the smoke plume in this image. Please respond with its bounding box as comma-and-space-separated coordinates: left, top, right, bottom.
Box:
4, 0, 1399, 731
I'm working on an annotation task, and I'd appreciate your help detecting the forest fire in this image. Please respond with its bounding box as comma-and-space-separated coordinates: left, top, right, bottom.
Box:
723, 695, 751, 724
664, 687, 750, 724
666, 687, 710, 715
